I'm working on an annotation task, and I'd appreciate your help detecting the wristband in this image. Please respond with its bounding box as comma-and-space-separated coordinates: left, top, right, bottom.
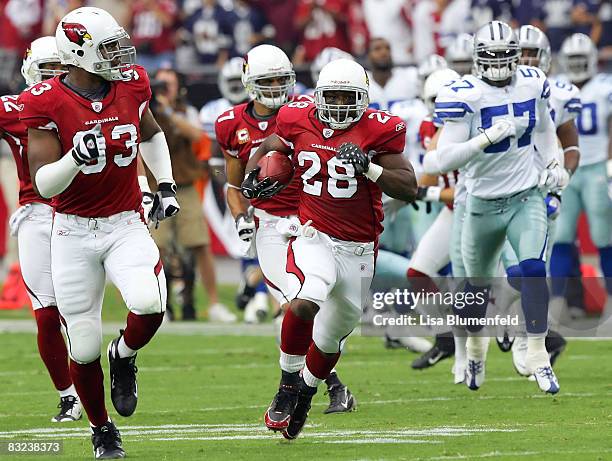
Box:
424, 186, 442, 202
364, 163, 383, 182
563, 146, 579, 154
138, 175, 151, 193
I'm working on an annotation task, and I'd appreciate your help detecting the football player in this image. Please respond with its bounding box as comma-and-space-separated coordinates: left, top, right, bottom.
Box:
215, 44, 356, 414
550, 33, 612, 318
445, 33, 475, 76
0, 36, 81, 423
244, 58, 417, 439
426, 21, 568, 394
19, 7, 179, 459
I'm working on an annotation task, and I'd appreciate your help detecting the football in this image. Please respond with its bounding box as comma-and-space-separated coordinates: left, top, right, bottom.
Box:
257, 150, 294, 187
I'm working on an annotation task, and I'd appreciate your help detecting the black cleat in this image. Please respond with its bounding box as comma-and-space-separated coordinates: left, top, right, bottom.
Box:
264, 371, 299, 431
236, 282, 257, 311
91, 421, 125, 459
51, 395, 82, 423
283, 385, 316, 440
411, 334, 454, 370
496, 331, 515, 352
384, 333, 405, 349
107, 332, 138, 417
324, 384, 355, 414
546, 330, 567, 367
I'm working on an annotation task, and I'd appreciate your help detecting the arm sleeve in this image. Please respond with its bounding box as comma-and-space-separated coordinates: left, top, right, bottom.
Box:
535, 80, 559, 166
422, 121, 481, 175
139, 131, 175, 184
35, 152, 81, 199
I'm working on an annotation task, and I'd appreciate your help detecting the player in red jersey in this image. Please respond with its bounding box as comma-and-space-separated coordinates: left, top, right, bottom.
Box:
0, 36, 82, 424
216, 44, 356, 415
244, 58, 417, 439
18, 7, 178, 459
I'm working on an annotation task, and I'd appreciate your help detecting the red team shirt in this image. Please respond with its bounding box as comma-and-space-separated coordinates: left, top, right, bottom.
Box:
215, 101, 302, 217
18, 66, 150, 218
276, 101, 406, 243
0, 94, 52, 206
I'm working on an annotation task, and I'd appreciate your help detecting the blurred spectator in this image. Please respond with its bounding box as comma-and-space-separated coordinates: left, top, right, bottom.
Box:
362, 0, 412, 65
149, 67, 236, 322
0, 0, 44, 92
542, 0, 575, 50
571, 0, 599, 36
130, 0, 178, 72
43, 0, 83, 36
183, 0, 236, 66
231, 0, 271, 55
293, 0, 351, 64
248, 0, 299, 54
412, 0, 471, 64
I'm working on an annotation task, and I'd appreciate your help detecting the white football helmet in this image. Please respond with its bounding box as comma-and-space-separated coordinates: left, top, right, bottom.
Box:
423, 68, 460, 113
314, 58, 369, 130
21, 36, 65, 86
417, 55, 448, 81
55, 7, 136, 81
242, 44, 296, 109
445, 34, 474, 76
310, 47, 354, 86
473, 20, 520, 81
559, 33, 597, 83
218, 57, 247, 104
517, 25, 551, 73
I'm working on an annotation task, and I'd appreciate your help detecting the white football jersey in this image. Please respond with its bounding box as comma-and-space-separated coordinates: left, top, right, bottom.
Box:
435, 66, 554, 199
388, 98, 428, 176
573, 73, 612, 166
368, 67, 419, 110
199, 98, 232, 140
548, 78, 581, 129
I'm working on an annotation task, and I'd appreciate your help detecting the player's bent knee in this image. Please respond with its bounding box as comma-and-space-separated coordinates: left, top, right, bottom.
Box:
129, 290, 164, 315
290, 299, 319, 320
67, 319, 102, 364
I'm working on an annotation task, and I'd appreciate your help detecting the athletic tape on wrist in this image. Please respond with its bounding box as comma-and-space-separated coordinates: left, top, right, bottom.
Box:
365, 163, 383, 182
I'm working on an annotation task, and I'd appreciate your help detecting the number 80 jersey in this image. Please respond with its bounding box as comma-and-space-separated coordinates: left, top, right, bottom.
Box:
18, 66, 150, 218
435, 66, 553, 199
276, 101, 407, 243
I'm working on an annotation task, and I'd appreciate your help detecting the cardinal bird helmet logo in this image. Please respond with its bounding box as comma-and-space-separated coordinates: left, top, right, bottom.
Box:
62, 22, 93, 47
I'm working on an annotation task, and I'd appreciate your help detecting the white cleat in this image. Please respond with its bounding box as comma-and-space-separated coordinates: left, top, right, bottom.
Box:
533, 366, 560, 394
244, 292, 268, 324
51, 395, 82, 423
465, 359, 485, 391
208, 303, 237, 323
452, 358, 466, 384
512, 336, 529, 376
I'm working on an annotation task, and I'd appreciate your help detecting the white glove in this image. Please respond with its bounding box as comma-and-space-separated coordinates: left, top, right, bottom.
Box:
539, 160, 570, 193
275, 217, 315, 238
474, 119, 517, 150
149, 182, 180, 228
236, 212, 256, 242
8, 204, 32, 237
71, 123, 106, 167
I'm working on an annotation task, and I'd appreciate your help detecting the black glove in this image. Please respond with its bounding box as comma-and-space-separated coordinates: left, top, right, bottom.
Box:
71, 124, 106, 166
150, 182, 180, 228
411, 187, 433, 214
336, 142, 369, 175
241, 167, 284, 199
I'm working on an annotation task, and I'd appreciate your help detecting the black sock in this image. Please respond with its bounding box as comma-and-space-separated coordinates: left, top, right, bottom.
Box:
325, 371, 343, 388
280, 370, 300, 388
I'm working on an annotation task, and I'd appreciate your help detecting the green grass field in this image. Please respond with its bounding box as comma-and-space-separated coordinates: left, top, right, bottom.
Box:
1, 291, 612, 460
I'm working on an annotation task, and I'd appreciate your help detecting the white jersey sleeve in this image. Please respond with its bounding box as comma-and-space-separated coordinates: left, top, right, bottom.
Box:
199, 98, 232, 140
548, 78, 582, 128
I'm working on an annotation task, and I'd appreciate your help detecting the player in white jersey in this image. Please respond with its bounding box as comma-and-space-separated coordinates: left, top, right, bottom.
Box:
550, 33, 612, 317
367, 37, 419, 110
445, 33, 475, 77
427, 21, 569, 394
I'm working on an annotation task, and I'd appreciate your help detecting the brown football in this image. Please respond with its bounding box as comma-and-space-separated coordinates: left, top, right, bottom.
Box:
257, 151, 294, 186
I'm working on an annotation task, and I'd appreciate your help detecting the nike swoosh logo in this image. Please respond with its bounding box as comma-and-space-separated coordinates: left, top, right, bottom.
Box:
428, 352, 444, 365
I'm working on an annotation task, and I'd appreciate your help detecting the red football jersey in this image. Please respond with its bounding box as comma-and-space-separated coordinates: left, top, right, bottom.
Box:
18, 66, 150, 218
276, 102, 407, 242
0, 94, 51, 206
215, 101, 301, 217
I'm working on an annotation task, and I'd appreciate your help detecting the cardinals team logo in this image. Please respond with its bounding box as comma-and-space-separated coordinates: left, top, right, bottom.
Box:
62, 22, 93, 47
258, 121, 268, 131
91, 102, 103, 113
322, 128, 334, 138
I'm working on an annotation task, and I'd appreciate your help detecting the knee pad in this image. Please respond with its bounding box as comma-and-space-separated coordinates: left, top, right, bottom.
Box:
505, 265, 522, 292
128, 272, 166, 315
67, 318, 102, 364
519, 258, 546, 278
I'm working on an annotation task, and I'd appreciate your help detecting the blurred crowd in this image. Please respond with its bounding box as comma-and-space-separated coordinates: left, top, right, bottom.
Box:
1, 1, 610, 81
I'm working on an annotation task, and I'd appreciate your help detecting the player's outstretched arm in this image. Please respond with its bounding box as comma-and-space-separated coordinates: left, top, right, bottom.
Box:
224, 151, 250, 219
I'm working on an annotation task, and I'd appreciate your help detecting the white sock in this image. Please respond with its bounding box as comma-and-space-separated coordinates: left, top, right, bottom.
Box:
279, 352, 305, 373
526, 334, 549, 369
466, 334, 489, 361
117, 336, 137, 358
453, 333, 467, 363
302, 365, 322, 388
59, 384, 77, 398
